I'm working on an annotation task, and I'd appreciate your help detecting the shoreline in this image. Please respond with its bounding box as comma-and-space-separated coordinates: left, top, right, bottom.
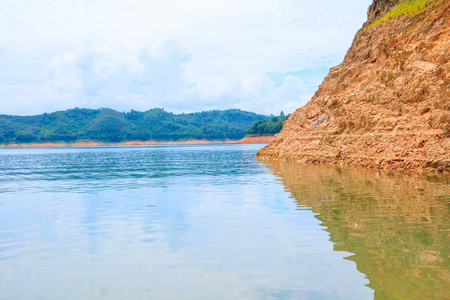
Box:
0, 136, 274, 148
234, 135, 275, 144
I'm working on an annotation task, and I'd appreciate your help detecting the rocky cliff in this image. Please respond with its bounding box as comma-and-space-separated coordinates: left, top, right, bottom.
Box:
257, 0, 450, 172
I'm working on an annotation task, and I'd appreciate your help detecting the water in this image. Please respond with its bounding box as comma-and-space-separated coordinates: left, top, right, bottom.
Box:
0, 144, 448, 299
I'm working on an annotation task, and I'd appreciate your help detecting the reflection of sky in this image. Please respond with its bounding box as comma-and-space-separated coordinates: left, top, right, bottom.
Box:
0, 145, 373, 299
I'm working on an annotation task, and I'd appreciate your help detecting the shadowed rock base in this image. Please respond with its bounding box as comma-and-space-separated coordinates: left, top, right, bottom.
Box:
257, 0, 450, 173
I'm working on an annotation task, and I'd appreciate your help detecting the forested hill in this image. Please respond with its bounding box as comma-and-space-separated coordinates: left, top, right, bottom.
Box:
0, 108, 270, 144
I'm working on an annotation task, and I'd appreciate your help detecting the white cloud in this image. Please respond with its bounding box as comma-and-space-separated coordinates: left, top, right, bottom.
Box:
38, 41, 191, 112
33, 43, 310, 115
44, 54, 80, 94
0, 0, 372, 115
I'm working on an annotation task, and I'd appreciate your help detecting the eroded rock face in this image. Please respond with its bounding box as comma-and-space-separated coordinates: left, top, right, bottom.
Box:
257, 0, 450, 172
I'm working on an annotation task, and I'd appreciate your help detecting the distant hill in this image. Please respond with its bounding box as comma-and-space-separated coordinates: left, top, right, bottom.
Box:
0, 108, 270, 144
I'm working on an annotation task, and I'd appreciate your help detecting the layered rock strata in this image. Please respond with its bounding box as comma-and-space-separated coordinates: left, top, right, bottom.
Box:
257, 0, 450, 172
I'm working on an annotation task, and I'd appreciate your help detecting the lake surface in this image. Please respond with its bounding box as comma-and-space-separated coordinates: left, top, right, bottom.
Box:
0, 144, 448, 300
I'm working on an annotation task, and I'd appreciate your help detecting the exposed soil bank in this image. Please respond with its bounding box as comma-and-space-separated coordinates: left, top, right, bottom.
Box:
258, 0, 450, 173
234, 136, 275, 144
0, 139, 237, 148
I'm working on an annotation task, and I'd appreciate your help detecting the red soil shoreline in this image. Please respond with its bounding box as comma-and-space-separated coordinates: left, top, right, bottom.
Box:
0, 136, 273, 148
234, 136, 275, 144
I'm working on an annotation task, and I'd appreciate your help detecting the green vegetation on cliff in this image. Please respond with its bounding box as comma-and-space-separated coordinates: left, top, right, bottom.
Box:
0, 108, 269, 144
371, 0, 431, 27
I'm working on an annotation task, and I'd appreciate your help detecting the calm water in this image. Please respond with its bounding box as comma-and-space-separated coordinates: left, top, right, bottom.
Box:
0, 144, 448, 300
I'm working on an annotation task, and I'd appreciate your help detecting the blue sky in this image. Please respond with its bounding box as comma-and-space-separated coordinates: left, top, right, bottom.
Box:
0, 0, 372, 116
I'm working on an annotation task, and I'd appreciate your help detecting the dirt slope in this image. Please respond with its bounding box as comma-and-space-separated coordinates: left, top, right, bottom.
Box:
257, 0, 450, 172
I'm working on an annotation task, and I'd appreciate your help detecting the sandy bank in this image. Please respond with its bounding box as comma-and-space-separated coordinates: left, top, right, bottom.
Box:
234, 136, 275, 144
0, 139, 252, 148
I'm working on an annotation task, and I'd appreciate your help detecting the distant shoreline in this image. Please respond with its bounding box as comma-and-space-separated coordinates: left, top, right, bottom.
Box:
0, 136, 275, 148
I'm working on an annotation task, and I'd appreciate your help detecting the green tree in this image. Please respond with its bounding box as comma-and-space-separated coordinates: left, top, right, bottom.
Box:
246, 112, 288, 135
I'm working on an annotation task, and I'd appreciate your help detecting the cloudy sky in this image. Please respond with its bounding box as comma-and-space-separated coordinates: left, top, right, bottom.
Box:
0, 0, 372, 116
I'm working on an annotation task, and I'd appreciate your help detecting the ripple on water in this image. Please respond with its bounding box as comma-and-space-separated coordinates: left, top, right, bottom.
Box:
0, 144, 448, 299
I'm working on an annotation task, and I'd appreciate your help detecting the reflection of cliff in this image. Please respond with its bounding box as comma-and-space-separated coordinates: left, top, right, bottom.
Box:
258, 0, 450, 172
263, 160, 450, 300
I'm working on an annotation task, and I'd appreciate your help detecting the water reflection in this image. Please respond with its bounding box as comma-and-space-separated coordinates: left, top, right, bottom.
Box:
262, 160, 450, 300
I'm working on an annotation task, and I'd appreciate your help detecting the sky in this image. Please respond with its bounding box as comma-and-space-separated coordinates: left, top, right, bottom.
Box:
0, 0, 372, 116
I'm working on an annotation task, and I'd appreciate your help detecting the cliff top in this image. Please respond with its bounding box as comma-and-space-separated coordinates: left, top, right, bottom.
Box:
368, 0, 399, 21
368, 0, 438, 27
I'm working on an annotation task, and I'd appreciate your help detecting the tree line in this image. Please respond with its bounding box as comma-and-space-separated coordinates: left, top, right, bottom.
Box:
0, 108, 270, 144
